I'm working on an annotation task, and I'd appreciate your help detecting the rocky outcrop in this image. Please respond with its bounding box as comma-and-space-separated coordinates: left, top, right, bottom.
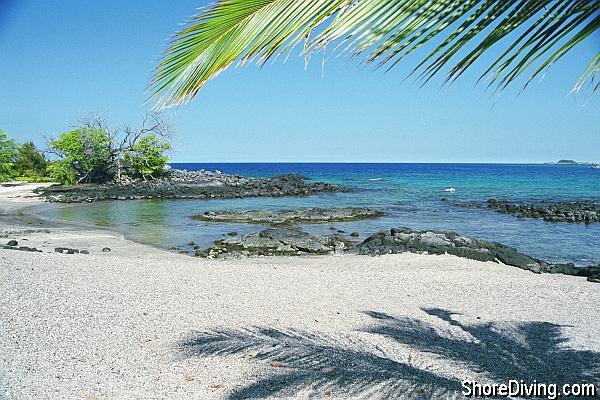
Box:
38, 171, 345, 203
199, 227, 356, 259
1, 239, 41, 252
54, 247, 82, 254
196, 225, 599, 282
355, 227, 600, 282
1, 245, 42, 252
1, 228, 51, 238
586, 266, 600, 283
486, 199, 600, 223
192, 207, 384, 225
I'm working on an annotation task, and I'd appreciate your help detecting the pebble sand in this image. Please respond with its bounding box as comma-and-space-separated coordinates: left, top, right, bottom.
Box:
1, 185, 598, 399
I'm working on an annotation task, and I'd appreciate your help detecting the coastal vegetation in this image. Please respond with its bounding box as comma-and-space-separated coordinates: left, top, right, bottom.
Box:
0, 130, 51, 182
0, 130, 18, 181
48, 127, 113, 185
123, 134, 171, 181
15, 142, 48, 180
150, 0, 599, 109
47, 115, 171, 185
1, 115, 172, 185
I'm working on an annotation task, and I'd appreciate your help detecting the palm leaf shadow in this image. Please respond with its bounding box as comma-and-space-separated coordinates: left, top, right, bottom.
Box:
179, 326, 461, 399
178, 309, 599, 398
368, 308, 600, 387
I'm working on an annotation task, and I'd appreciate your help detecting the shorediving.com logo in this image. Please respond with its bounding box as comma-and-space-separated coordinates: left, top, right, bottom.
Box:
462, 380, 597, 399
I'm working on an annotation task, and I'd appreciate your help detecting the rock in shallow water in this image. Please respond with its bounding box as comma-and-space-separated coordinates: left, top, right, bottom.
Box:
37, 171, 346, 203
355, 227, 599, 281
485, 199, 600, 223
191, 207, 384, 225
201, 227, 354, 259
356, 227, 536, 267
193, 225, 599, 282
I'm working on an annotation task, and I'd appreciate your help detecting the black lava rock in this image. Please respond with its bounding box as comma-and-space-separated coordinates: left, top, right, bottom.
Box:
485, 199, 600, 224
54, 247, 80, 254
36, 169, 347, 203
356, 227, 600, 281
1, 245, 42, 252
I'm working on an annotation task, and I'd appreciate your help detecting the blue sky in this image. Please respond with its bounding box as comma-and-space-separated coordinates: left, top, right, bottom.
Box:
0, 0, 598, 163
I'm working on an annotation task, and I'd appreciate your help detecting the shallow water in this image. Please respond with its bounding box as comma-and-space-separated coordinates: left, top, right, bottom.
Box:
37, 163, 600, 266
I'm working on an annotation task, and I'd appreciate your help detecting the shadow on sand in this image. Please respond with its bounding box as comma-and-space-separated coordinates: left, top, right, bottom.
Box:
178, 308, 599, 399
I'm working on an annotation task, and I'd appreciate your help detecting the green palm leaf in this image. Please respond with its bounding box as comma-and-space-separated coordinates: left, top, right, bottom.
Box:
150, 0, 600, 109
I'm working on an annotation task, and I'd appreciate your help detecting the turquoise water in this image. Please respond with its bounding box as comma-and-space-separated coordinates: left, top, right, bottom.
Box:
37, 163, 600, 266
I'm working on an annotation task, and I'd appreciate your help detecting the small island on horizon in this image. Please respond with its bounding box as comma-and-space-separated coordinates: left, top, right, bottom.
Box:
546, 159, 599, 167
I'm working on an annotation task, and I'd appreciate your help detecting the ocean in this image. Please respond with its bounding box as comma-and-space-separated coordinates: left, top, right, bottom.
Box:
37, 163, 600, 266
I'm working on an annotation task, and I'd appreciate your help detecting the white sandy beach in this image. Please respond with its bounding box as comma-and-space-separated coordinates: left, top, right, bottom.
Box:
1, 185, 599, 399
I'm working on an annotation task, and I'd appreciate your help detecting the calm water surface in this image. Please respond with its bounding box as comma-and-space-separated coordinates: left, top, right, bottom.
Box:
36, 163, 600, 266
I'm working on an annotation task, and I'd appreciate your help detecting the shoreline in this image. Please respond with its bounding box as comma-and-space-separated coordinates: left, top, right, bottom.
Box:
0, 183, 161, 257
3, 184, 599, 276
13, 163, 600, 268
0, 184, 196, 258
1, 184, 599, 399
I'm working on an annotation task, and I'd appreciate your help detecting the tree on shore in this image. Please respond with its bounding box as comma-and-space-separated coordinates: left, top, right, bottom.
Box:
48, 126, 113, 184
0, 130, 18, 181
48, 114, 172, 185
110, 113, 172, 183
0, 130, 51, 182
16, 142, 48, 178
124, 134, 171, 181
149, 0, 599, 109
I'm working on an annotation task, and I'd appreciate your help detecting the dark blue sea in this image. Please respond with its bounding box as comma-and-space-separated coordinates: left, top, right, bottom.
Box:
39, 163, 600, 266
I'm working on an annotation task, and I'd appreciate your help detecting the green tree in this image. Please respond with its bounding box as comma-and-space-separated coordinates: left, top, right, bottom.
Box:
49, 127, 113, 184
47, 114, 172, 185
0, 130, 18, 181
15, 141, 48, 177
124, 134, 170, 181
149, 0, 599, 109
47, 160, 76, 185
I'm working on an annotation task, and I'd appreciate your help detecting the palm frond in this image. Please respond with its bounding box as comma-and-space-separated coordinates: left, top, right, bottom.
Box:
150, 0, 600, 109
